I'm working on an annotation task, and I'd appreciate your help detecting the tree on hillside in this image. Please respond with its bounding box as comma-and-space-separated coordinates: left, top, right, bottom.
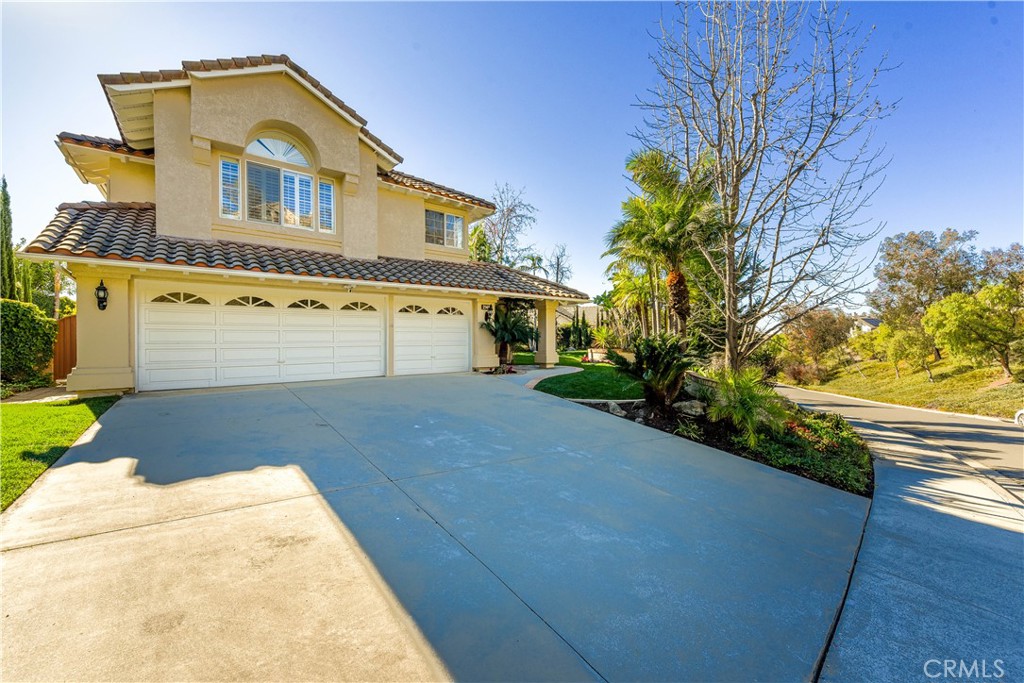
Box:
887, 327, 937, 382
981, 243, 1024, 288
869, 229, 983, 327
923, 284, 1023, 379
547, 243, 573, 284
783, 308, 853, 365
476, 183, 537, 266
1, 177, 16, 299
641, 1, 890, 370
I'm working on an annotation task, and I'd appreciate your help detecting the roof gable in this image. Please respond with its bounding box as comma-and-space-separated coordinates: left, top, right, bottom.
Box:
98, 54, 401, 165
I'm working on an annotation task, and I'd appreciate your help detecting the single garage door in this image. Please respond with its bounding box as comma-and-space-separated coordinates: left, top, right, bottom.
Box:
393, 298, 472, 375
138, 284, 385, 391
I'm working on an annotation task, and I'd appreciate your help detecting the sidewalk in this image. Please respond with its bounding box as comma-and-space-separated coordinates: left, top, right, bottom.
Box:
821, 419, 1024, 681
491, 365, 581, 389
0, 385, 78, 404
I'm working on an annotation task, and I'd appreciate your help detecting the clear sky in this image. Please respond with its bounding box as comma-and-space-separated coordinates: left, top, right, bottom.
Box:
2, 2, 1021, 301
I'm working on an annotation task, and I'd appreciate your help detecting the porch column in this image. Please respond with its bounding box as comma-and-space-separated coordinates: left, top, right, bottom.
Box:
535, 299, 558, 368
472, 296, 500, 370
66, 268, 135, 394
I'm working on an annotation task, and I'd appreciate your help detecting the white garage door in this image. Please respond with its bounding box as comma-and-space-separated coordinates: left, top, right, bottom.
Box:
393, 298, 472, 375
138, 284, 385, 391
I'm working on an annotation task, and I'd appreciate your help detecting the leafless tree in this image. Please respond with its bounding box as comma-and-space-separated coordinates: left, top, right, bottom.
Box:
477, 183, 537, 266
548, 243, 573, 284
641, 1, 892, 370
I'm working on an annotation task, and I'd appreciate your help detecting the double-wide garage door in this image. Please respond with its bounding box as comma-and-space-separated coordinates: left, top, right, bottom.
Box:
137, 283, 471, 391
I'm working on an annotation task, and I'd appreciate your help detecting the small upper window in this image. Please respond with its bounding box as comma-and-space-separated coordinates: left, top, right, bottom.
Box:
245, 136, 310, 167
288, 299, 329, 310
398, 305, 429, 314
437, 306, 464, 316
152, 292, 210, 305
425, 210, 464, 248
225, 296, 274, 308
340, 301, 377, 311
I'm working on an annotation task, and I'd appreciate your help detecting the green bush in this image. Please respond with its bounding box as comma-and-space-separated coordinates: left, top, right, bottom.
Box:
1, 299, 57, 382
752, 409, 873, 495
609, 334, 694, 414
708, 366, 790, 447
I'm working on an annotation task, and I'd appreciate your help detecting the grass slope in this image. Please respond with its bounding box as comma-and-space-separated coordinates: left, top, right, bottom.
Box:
512, 351, 644, 401
1, 397, 119, 511
808, 358, 1023, 419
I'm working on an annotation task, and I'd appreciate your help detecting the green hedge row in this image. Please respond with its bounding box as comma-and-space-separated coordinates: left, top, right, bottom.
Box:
1, 299, 57, 382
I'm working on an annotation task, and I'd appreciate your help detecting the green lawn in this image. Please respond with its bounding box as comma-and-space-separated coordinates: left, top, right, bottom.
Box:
1, 397, 119, 511
805, 358, 1023, 419
513, 350, 644, 401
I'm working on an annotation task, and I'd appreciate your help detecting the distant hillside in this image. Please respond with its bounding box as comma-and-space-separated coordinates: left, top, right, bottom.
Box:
795, 358, 1023, 419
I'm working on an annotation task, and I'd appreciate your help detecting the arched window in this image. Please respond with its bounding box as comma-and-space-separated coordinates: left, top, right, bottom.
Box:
398, 305, 429, 314
219, 133, 334, 234
245, 136, 311, 167
288, 299, 329, 310
225, 296, 275, 308
339, 301, 378, 312
151, 292, 210, 305
437, 306, 464, 316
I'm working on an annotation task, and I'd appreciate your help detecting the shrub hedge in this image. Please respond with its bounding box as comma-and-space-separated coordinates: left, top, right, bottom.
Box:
1, 299, 57, 381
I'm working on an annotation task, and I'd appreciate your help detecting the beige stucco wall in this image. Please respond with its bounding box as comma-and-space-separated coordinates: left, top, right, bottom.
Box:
107, 161, 155, 203
472, 296, 500, 370
189, 73, 361, 177
154, 89, 212, 239
340, 145, 380, 260
535, 300, 559, 368
377, 188, 425, 260
66, 267, 135, 393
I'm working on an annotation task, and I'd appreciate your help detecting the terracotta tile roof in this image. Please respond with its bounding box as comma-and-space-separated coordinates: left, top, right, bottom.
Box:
25, 202, 588, 301
379, 170, 496, 210
57, 132, 154, 158
98, 54, 402, 163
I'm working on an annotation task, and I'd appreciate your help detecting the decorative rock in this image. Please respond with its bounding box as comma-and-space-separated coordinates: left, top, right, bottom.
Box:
634, 417, 644, 424
672, 400, 706, 417
607, 402, 627, 417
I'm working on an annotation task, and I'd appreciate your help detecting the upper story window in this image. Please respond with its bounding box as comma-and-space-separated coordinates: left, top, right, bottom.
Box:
425, 209, 464, 249
220, 134, 334, 233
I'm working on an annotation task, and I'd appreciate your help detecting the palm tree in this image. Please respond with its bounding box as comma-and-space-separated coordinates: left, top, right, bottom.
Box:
518, 254, 549, 278
605, 149, 716, 339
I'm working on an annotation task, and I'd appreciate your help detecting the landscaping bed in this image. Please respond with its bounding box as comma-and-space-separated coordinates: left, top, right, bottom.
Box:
579, 398, 873, 497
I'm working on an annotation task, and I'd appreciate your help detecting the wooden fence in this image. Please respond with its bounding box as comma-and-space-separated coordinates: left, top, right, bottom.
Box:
53, 315, 77, 381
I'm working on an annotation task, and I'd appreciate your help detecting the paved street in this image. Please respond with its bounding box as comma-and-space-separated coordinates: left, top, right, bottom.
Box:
778, 386, 1024, 500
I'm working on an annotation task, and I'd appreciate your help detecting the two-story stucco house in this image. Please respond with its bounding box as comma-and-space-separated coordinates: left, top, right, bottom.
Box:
23, 55, 587, 394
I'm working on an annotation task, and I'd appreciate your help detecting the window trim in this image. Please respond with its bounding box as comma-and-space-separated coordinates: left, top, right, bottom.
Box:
425, 208, 465, 249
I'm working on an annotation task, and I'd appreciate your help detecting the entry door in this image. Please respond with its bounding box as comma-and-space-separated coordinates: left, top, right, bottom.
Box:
393, 298, 471, 375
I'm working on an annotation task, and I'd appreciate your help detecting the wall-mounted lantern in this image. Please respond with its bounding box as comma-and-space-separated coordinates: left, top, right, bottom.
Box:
95, 280, 109, 311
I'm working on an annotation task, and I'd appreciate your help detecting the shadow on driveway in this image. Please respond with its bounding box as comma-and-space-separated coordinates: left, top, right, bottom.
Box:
3, 375, 870, 682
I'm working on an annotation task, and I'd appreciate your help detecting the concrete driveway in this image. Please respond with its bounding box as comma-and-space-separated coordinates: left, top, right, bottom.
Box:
1, 376, 868, 682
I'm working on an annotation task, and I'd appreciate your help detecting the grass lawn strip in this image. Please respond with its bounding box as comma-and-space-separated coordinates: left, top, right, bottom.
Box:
1, 397, 119, 511
513, 350, 644, 401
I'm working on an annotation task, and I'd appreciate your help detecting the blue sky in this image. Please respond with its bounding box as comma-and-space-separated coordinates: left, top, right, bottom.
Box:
2, 2, 1021, 302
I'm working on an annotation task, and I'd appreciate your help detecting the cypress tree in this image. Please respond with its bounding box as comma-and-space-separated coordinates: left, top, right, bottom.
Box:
1, 176, 16, 300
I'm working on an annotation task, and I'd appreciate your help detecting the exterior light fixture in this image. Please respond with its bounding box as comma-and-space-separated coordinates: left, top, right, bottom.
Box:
95, 280, 109, 310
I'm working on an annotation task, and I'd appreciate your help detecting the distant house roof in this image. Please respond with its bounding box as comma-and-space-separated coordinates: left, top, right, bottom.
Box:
855, 317, 882, 328
24, 202, 587, 301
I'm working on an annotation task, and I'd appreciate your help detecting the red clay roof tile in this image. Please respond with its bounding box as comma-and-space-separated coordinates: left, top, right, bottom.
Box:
25, 203, 587, 301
